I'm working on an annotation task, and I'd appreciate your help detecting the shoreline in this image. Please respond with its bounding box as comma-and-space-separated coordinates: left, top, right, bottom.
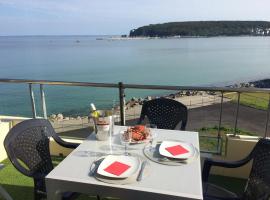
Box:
47, 78, 270, 122
104, 35, 270, 41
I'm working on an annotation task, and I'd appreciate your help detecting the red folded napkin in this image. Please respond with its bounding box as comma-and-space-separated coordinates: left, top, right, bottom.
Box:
104, 161, 131, 176
165, 145, 189, 156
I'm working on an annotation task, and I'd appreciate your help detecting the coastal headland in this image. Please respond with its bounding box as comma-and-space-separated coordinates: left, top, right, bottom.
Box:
129, 21, 270, 38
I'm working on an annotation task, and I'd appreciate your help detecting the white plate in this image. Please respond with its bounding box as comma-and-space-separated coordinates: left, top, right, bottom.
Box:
159, 140, 195, 159
97, 155, 141, 178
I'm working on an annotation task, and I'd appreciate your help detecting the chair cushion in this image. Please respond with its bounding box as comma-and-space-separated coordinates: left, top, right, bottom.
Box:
203, 183, 239, 200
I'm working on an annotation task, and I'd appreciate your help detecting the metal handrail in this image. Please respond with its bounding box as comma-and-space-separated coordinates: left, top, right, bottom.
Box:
0, 79, 119, 88
1, 78, 270, 93
1, 78, 270, 153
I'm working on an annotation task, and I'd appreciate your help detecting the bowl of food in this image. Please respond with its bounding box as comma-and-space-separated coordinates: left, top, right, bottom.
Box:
120, 125, 151, 144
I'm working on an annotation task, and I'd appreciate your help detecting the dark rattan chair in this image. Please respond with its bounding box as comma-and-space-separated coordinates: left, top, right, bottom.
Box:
138, 98, 188, 130
202, 138, 270, 200
4, 119, 80, 200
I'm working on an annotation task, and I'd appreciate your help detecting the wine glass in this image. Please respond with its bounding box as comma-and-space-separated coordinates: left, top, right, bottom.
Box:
146, 124, 157, 152
120, 127, 132, 156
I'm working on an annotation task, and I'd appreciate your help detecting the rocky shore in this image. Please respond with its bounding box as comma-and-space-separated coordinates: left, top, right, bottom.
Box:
49, 78, 270, 123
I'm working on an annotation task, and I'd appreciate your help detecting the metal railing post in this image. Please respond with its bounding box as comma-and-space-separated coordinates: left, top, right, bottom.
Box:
29, 83, 37, 118
118, 82, 126, 126
217, 92, 224, 153
40, 84, 47, 119
234, 92, 241, 136
265, 94, 270, 138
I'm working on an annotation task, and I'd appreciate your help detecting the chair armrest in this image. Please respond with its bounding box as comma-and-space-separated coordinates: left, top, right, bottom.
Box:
52, 135, 80, 149
202, 156, 252, 182
9, 156, 33, 177
10, 157, 47, 179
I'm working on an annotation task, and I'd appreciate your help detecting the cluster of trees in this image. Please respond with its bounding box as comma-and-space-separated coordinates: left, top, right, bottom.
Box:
129, 21, 270, 37
250, 79, 270, 88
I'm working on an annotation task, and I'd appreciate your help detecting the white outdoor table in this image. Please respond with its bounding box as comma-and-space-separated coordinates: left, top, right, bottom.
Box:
46, 126, 203, 200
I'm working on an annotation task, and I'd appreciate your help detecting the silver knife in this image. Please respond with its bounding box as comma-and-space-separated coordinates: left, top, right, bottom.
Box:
90, 158, 103, 176
137, 160, 147, 181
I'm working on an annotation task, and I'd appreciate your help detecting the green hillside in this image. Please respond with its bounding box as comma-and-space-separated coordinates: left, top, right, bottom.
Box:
129, 21, 270, 37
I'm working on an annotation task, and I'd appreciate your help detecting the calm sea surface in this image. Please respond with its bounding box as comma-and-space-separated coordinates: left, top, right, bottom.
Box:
0, 36, 270, 117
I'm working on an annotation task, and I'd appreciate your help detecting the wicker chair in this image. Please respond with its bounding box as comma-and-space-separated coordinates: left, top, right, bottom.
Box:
4, 119, 79, 200
138, 98, 188, 130
202, 138, 270, 200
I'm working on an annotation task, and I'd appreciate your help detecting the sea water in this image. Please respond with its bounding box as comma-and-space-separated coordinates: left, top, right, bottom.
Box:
0, 36, 270, 117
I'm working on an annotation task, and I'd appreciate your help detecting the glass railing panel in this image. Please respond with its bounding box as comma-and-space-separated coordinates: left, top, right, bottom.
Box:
0, 83, 35, 117
0, 79, 269, 153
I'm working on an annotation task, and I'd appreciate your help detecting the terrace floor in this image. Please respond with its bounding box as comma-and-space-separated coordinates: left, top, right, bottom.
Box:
0, 156, 247, 200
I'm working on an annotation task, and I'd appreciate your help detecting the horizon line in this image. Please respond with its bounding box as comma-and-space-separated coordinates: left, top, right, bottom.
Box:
0, 34, 121, 37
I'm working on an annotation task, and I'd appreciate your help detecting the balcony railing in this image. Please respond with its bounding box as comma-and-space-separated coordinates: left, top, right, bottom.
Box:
1, 78, 270, 154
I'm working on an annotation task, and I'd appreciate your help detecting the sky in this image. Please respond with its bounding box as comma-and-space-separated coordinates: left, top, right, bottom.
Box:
0, 0, 270, 36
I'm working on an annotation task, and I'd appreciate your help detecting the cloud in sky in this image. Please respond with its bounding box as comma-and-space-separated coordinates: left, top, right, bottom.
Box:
0, 0, 270, 35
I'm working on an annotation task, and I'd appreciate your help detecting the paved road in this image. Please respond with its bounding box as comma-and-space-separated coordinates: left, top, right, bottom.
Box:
125, 102, 269, 137
187, 102, 269, 137
56, 102, 270, 138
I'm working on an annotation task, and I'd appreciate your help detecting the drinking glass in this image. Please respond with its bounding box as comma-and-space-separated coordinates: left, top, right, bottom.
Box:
120, 127, 132, 156
110, 100, 116, 135
146, 124, 157, 152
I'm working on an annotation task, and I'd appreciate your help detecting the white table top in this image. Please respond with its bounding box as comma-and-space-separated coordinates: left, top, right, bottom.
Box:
46, 126, 203, 200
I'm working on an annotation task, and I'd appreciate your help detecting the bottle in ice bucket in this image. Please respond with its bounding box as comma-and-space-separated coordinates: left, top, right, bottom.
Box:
96, 109, 112, 141
90, 103, 98, 117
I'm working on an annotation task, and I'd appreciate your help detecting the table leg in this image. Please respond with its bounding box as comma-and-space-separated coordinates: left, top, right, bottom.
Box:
46, 182, 63, 200
46, 189, 62, 200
